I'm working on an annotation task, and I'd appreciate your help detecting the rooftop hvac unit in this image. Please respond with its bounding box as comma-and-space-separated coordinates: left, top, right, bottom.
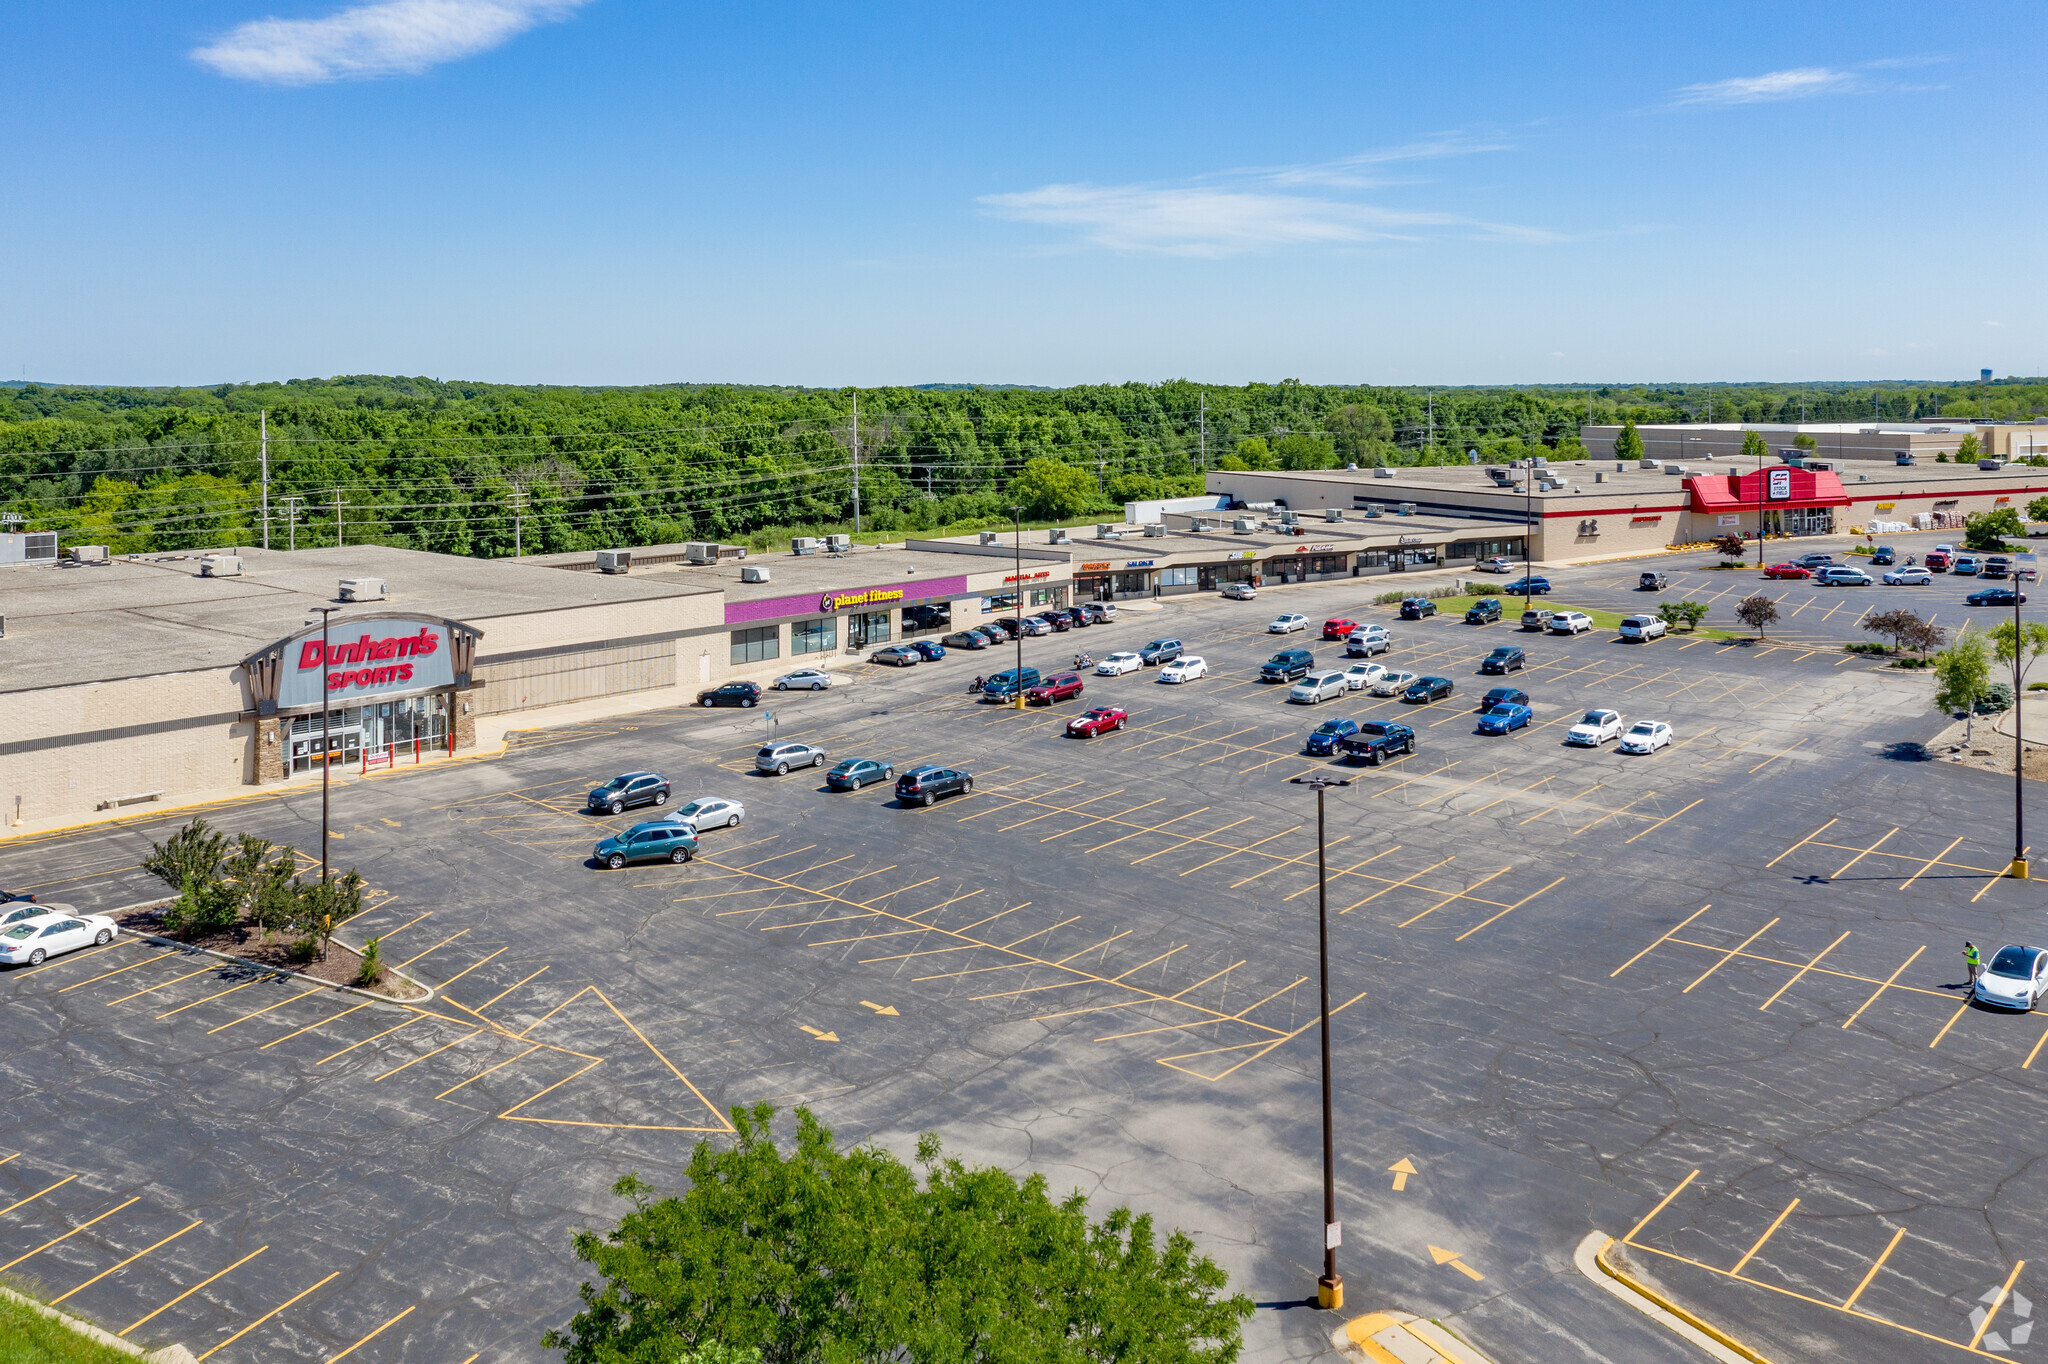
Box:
1639, 458, 1660, 470
1664, 464, 1687, 476
1487, 467, 1515, 485
1050, 529, 1071, 544
739, 564, 771, 583
339, 576, 387, 601
1373, 466, 1396, 478
1532, 456, 1549, 467
1095, 523, 1116, 539
1594, 471, 1606, 483
1363, 505, 1383, 518
1191, 517, 1212, 531
1278, 511, 1298, 525
1980, 459, 2006, 471
792, 537, 822, 555
595, 549, 633, 574
1804, 461, 1831, 472
199, 554, 242, 577
683, 542, 718, 564
825, 534, 851, 553
1143, 523, 1166, 537
1397, 503, 1415, 516
1324, 508, 1344, 521
1896, 452, 1915, 465
1232, 516, 1257, 534
68, 545, 110, 564
979, 531, 999, 546
0, 531, 58, 565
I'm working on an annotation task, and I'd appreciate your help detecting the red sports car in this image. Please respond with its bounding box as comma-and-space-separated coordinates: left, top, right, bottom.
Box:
1067, 706, 1128, 738
1322, 618, 1360, 640
1024, 672, 1085, 705
1763, 563, 1811, 579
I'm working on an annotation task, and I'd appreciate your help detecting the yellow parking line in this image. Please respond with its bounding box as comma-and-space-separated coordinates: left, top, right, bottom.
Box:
156, 972, 278, 1020
55, 949, 180, 992
323, 1304, 416, 1363
0, 1174, 78, 1220
1341, 856, 1454, 914
208, 987, 323, 1034
1083, 808, 1213, 853
1612, 905, 1712, 978
1927, 1000, 1972, 1049
1395, 866, 1513, 928
1767, 818, 1839, 868
1622, 798, 1702, 845
106, 963, 219, 1007
1759, 932, 1851, 1010
51, 1219, 202, 1304
1829, 828, 1899, 879
1452, 875, 1567, 941
1969, 1261, 2027, 1351
373, 1028, 485, 1081
0, 1197, 140, 1274
192, 1271, 340, 1361
1039, 797, 1167, 842
1682, 918, 1779, 993
119, 1246, 267, 1337
14, 940, 124, 978
1730, 1198, 1799, 1276
1841, 946, 1925, 1030
1840, 1228, 1906, 1310
1622, 1168, 1697, 1243
1898, 836, 1967, 891
435, 1043, 543, 1099
316, 1015, 426, 1065
259, 1000, 375, 1049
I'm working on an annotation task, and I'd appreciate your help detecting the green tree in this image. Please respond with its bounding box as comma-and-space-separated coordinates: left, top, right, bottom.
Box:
1656, 600, 1710, 632
1229, 437, 1276, 471
294, 869, 366, 954
1612, 418, 1643, 463
2026, 495, 2048, 523
1712, 532, 1746, 560
1956, 433, 1983, 462
1991, 618, 2048, 690
143, 818, 229, 897
1274, 434, 1335, 471
1327, 404, 1393, 466
1863, 608, 1928, 654
1963, 506, 2025, 552
1934, 633, 1992, 742
1005, 459, 1094, 522
544, 1105, 1252, 1364
1792, 433, 1817, 452
1739, 430, 1771, 464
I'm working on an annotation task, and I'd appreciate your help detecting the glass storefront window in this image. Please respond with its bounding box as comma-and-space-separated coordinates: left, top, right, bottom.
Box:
1197, 562, 1253, 590
1114, 571, 1150, 595
901, 603, 951, 637
791, 617, 837, 655
846, 610, 892, 648
288, 694, 448, 774
1159, 566, 1197, 587
1028, 586, 1067, 608
731, 625, 780, 666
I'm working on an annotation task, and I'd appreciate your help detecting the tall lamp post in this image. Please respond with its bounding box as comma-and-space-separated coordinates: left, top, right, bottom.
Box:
1009, 506, 1026, 711
306, 606, 339, 885
1756, 440, 1768, 571
2013, 576, 2031, 879
1288, 772, 1351, 1310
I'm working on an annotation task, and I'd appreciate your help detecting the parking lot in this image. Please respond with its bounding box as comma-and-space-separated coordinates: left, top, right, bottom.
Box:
2, 541, 2043, 1363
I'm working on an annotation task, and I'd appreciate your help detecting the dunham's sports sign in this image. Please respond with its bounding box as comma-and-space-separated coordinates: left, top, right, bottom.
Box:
276, 620, 457, 709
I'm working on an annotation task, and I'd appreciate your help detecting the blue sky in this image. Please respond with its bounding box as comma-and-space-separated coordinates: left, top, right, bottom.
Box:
6, 1, 2042, 387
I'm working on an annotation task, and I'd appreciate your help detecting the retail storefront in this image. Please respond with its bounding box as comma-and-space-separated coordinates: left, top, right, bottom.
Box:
1269, 546, 1352, 584
725, 575, 970, 663
1196, 552, 1260, 591
1074, 560, 1159, 601
242, 614, 484, 782
1689, 466, 1851, 539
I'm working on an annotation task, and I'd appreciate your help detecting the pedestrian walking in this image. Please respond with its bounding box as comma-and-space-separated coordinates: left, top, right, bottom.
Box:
1965, 940, 1983, 990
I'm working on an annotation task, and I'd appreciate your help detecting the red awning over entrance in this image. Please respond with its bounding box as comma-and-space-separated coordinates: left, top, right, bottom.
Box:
1689, 465, 1851, 513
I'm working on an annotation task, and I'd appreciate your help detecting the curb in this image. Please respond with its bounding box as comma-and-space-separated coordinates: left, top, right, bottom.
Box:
110, 898, 435, 1009
0, 1282, 195, 1363
1329, 1310, 1495, 1364
1574, 1231, 1773, 1364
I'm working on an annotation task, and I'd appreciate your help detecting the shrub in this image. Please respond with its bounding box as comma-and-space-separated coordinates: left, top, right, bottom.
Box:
354, 936, 385, 988
287, 937, 320, 965
1657, 600, 1710, 632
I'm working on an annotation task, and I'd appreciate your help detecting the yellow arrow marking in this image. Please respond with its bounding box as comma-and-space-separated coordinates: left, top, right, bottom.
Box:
381, 818, 402, 828
860, 1001, 899, 1016
1429, 1245, 1484, 1280
799, 1025, 840, 1042
1389, 1157, 1417, 1191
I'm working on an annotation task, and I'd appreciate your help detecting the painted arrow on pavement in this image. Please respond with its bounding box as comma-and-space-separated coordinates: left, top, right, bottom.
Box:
799, 1025, 840, 1042
1388, 1157, 1417, 1191
860, 1001, 899, 1016
1429, 1245, 1485, 1281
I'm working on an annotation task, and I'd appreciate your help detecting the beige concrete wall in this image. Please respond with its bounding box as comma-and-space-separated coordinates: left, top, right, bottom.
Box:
1, 668, 249, 826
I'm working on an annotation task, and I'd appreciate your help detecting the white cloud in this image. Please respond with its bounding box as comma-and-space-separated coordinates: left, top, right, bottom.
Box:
194, 0, 589, 84
978, 138, 1557, 257
1669, 66, 1858, 107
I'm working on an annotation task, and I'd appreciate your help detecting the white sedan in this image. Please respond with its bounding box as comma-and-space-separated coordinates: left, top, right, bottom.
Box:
1221, 582, 1257, 600
1618, 720, 1674, 754
0, 912, 117, 967
1158, 656, 1208, 684
773, 668, 834, 691
1478, 557, 1516, 574
1268, 614, 1310, 634
1566, 709, 1625, 747
661, 796, 744, 831
1096, 652, 1143, 676
1290, 671, 1350, 705
1883, 567, 1933, 585
1342, 662, 1388, 691
1973, 945, 2048, 1011
1369, 670, 1419, 697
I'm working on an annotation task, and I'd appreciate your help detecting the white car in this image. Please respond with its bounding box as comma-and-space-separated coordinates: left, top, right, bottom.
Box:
1548, 611, 1594, 635
1478, 557, 1516, 574
1290, 671, 1349, 704
1221, 582, 1257, 600
0, 901, 69, 931
773, 668, 834, 691
1096, 652, 1143, 676
660, 796, 745, 831
1345, 628, 1392, 658
1158, 656, 1208, 684
1566, 709, 1625, 746
1369, 670, 1419, 697
1618, 720, 1674, 754
1973, 945, 2048, 1011
1342, 662, 1388, 691
0, 912, 117, 966
1883, 567, 1933, 586
1268, 614, 1310, 634
1618, 614, 1666, 642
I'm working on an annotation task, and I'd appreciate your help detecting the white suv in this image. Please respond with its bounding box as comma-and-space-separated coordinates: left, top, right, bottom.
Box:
1289, 671, 1350, 704
1346, 627, 1392, 657
1618, 614, 1666, 641
1548, 611, 1594, 635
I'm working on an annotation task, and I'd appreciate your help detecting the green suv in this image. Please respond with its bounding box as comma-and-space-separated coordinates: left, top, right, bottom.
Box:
593, 822, 699, 869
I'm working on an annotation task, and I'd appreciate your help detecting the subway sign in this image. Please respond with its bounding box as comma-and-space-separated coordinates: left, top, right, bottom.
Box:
277, 620, 456, 709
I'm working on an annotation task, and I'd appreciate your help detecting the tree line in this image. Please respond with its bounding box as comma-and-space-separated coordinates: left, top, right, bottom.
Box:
2, 374, 2042, 559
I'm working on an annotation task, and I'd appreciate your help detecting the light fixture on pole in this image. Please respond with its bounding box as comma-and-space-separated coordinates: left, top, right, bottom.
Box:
305, 606, 340, 886
1288, 772, 1352, 1310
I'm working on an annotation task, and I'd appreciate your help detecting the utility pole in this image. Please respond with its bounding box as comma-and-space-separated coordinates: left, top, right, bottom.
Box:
511, 484, 526, 558
334, 488, 346, 548
259, 409, 270, 550
2013, 583, 2030, 880
851, 391, 861, 537
1198, 393, 1207, 468
308, 606, 339, 888
1288, 773, 1351, 1311
281, 495, 302, 552
1426, 394, 1435, 454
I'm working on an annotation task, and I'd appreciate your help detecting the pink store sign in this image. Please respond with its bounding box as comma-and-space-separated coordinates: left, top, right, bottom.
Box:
724, 575, 968, 625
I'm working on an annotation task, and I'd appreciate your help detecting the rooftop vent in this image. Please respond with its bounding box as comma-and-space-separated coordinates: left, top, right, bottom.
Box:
1373, 466, 1396, 479
683, 541, 718, 564
739, 564, 771, 583
1324, 507, 1344, 521
596, 549, 632, 574
1397, 503, 1415, 516
1232, 516, 1257, 534
1049, 529, 1071, 544
338, 576, 387, 601
199, 554, 242, 577
68, 545, 110, 564
791, 537, 822, 555
1980, 458, 2006, 471
1143, 523, 1166, 537
824, 534, 851, 553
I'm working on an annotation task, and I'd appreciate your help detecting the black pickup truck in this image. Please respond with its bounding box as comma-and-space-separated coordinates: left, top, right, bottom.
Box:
1339, 720, 1417, 765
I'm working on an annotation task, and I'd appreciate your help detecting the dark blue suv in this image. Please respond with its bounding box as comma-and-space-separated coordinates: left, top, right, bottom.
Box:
1305, 718, 1360, 756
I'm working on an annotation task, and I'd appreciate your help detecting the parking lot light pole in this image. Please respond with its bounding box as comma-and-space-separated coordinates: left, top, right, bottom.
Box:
306, 606, 339, 885
1288, 772, 1352, 1310
2014, 585, 2029, 879
1010, 506, 1026, 710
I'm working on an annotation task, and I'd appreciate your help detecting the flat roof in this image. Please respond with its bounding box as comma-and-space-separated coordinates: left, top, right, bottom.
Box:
0, 544, 717, 692
1215, 459, 2048, 503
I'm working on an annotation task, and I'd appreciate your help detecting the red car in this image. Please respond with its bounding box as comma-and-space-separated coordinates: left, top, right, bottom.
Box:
1067, 706, 1128, 737
1763, 563, 1811, 579
1322, 618, 1360, 640
1024, 672, 1085, 705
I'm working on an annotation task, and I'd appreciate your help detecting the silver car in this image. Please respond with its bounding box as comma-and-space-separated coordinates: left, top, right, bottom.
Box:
756, 742, 828, 775
773, 668, 834, 691
1289, 671, 1350, 705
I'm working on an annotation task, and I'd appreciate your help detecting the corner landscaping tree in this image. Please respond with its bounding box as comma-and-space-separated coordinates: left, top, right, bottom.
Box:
1902, 616, 1948, 654
1863, 608, 1929, 654
1963, 506, 2025, 553
1991, 619, 2048, 694
1712, 532, 1746, 561
1735, 593, 1779, 639
144, 818, 239, 934
1612, 418, 1643, 463
1656, 599, 1710, 632
1006, 458, 1094, 522
544, 1104, 1254, 1364
1935, 633, 1992, 744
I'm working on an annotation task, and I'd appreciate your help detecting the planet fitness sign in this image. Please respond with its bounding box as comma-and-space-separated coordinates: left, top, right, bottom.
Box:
276, 621, 455, 709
